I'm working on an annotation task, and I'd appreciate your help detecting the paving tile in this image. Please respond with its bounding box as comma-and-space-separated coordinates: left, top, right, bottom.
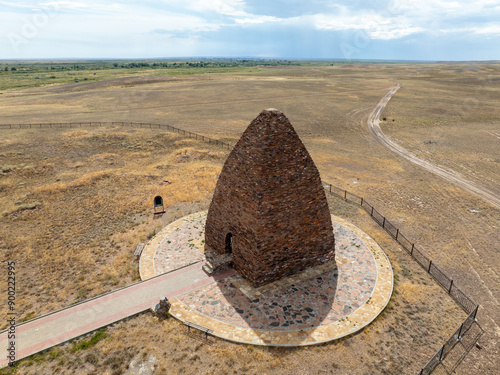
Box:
140, 211, 207, 280
141, 213, 393, 346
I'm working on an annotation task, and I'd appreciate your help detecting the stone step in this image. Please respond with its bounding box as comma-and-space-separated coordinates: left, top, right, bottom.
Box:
202, 263, 214, 276
202, 255, 232, 276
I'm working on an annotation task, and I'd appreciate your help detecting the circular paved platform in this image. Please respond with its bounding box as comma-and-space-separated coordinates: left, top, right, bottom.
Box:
140, 211, 393, 346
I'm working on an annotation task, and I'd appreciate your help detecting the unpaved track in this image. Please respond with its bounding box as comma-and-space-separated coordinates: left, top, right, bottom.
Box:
368, 84, 500, 209
368, 85, 500, 374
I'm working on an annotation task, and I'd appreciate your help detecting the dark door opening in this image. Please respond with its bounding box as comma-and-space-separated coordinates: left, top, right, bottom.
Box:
154, 196, 163, 206
153, 196, 165, 215
225, 233, 233, 254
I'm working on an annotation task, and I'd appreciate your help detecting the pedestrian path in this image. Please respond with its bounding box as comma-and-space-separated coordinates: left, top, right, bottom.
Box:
140, 211, 206, 280
0, 262, 211, 368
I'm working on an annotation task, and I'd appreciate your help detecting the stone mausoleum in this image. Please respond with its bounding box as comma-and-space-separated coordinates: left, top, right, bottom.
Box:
204, 109, 335, 287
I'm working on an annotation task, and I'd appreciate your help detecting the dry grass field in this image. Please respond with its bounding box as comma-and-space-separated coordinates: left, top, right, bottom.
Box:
381, 64, 500, 197
0, 126, 224, 318
0, 63, 499, 374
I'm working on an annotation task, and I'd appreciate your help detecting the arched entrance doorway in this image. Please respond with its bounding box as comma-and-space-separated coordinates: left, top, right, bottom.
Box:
153, 195, 165, 215
225, 233, 233, 254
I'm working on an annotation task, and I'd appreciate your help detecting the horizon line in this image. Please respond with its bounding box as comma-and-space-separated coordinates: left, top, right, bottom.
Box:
1, 57, 500, 64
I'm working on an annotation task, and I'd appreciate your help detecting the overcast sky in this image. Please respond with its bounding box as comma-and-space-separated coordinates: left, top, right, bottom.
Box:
1, 0, 500, 60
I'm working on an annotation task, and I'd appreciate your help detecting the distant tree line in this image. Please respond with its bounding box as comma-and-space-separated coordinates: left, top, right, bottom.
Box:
114, 59, 296, 69
0, 59, 298, 73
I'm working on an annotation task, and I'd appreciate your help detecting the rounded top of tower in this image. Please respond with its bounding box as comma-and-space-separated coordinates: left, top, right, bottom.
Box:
263, 108, 281, 113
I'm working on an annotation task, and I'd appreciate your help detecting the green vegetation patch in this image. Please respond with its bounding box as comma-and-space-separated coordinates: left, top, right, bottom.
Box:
70, 328, 107, 353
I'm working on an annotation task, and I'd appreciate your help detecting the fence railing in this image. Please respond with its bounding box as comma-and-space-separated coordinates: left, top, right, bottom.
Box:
325, 183, 483, 375
0, 121, 233, 150
420, 306, 482, 375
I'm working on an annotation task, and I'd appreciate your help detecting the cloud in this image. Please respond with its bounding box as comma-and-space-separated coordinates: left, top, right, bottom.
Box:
441, 24, 500, 36
0, 0, 499, 59
313, 15, 365, 32
188, 0, 284, 26
472, 24, 500, 36
369, 26, 425, 40
41, 1, 88, 10
312, 0, 500, 40
313, 13, 424, 40
234, 15, 280, 25
189, 0, 247, 17
0, 1, 38, 10
0, 1, 224, 58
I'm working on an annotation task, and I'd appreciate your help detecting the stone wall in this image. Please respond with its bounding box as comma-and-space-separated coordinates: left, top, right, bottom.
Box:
205, 109, 335, 287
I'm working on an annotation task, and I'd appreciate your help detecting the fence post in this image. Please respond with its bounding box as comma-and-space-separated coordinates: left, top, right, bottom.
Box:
344, 190, 347, 199
428, 260, 432, 273
472, 305, 479, 320
371, 206, 374, 216
411, 243, 414, 255
360, 197, 363, 205
395, 229, 399, 240
448, 280, 454, 294
382, 217, 386, 228
457, 323, 464, 340
438, 345, 445, 361
329, 184, 332, 193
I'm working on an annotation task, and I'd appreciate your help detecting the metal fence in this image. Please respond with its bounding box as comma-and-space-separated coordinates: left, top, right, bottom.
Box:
420, 306, 482, 375
325, 183, 483, 375
0, 121, 233, 150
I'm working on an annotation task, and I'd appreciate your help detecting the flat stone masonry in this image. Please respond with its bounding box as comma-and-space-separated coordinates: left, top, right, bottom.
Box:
205, 109, 335, 287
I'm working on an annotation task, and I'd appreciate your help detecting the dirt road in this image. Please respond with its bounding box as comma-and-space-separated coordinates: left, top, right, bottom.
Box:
368, 84, 500, 209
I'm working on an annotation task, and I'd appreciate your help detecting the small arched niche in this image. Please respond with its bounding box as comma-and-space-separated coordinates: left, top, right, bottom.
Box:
225, 233, 233, 254
153, 195, 165, 215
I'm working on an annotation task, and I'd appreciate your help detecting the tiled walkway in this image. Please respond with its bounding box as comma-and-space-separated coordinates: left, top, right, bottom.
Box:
0, 262, 213, 368
140, 211, 207, 280
140, 213, 393, 346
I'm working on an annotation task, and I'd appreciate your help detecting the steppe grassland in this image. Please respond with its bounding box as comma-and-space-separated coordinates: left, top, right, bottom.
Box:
375, 64, 500, 290
0, 159, 466, 375
381, 64, 500, 196
0, 65, 407, 194
1, 63, 497, 374
0, 126, 224, 319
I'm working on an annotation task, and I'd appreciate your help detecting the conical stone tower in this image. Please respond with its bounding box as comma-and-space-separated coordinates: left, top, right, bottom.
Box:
204, 109, 335, 287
